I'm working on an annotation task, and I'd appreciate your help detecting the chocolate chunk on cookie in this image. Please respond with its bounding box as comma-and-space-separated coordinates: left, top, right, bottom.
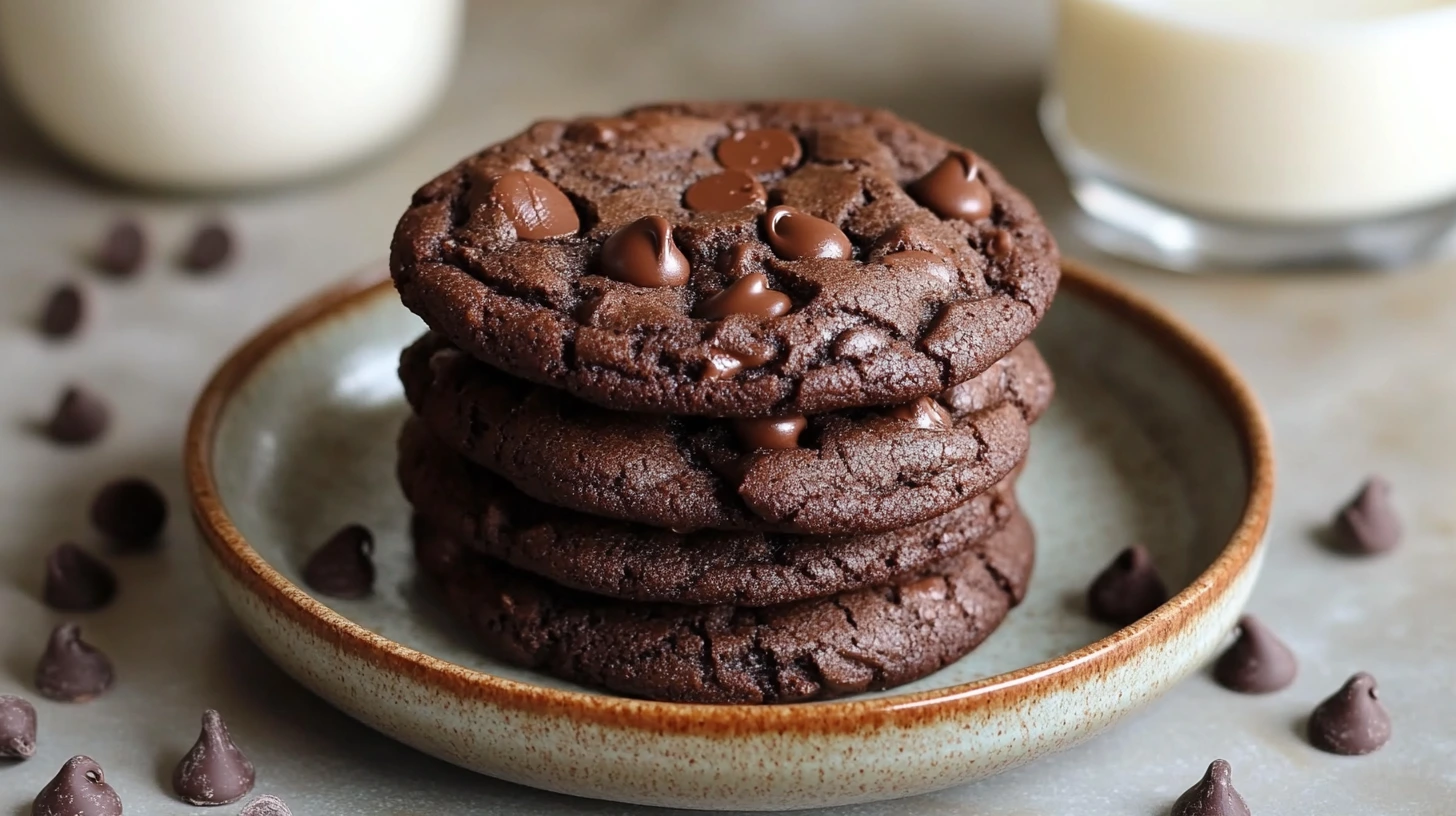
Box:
398, 419, 1028, 607
413, 506, 1035, 704
400, 332, 1051, 535
391, 100, 1059, 417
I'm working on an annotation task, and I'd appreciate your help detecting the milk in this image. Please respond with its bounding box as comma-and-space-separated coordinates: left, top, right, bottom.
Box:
1048, 0, 1456, 223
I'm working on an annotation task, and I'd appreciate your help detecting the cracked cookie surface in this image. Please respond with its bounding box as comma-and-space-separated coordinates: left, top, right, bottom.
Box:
390, 100, 1060, 418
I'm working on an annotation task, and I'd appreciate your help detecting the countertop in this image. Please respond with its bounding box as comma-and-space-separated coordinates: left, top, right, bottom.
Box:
2, 2, 1453, 813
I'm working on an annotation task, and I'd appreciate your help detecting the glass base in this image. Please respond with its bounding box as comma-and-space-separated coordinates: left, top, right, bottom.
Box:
1040, 96, 1456, 272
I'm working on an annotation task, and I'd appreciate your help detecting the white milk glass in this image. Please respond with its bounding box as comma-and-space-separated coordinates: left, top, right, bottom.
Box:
1044, 0, 1456, 270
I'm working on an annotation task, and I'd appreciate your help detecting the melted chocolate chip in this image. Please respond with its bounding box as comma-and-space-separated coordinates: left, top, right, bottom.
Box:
1308, 672, 1391, 755
484, 171, 580, 240
702, 346, 773, 381
303, 524, 375, 599
882, 249, 956, 283
683, 170, 767, 212
1171, 759, 1251, 816
173, 709, 257, 806
32, 756, 122, 816
694, 272, 792, 319
45, 386, 111, 446
240, 795, 293, 816
715, 128, 802, 174
43, 543, 117, 612
0, 694, 37, 760
600, 216, 690, 287
762, 206, 852, 261
989, 228, 1015, 262
181, 221, 234, 273
35, 623, 114, 703
90, 477, 168, 551
1334, 477, 1401, 554
94, 219, 146, 277
1087, 545, 1169, 626
908, 151, 992, 223
1213, 615, 1297, 694
40, 284, 85, 339
885, 396, 953, 430
731, 415, 807, 451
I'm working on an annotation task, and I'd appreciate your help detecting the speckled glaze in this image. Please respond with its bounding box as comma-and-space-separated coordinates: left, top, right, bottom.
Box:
184, 260, 1273, 811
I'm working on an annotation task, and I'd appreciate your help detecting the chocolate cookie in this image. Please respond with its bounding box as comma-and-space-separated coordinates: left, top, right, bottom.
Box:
391, 100, 1059, 417
414, 503, 1034, 704
400, 332, 1050, 535
398, 418, 1027, 607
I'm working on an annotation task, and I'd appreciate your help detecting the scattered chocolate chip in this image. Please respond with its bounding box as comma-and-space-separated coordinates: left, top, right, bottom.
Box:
43, 543, 117, 612
44, 386, 111, 446
1087, 545, 1169, 626
32, 756, 123, 816
240, 794, 292, 816
885, 396, 953, 430
762, 206, 852, 261
1171, 759, 1251, 816
483, 171, 580, 240
600, 215, 690, 287
303, 524, 375, 599
1308, 672, 1391, 755
683, 170, 767, 213
715, 128, 802, 174
35, 623, 114, 703
0, 694, 38, 760
989, 228, 1015, 262
731, 415, 808, 451
94, 219, 146, 277
1213, 615, 1297, 694
90, 477, 168, 551
702, 346, 773, 381
694, 272, 792, 319
39, 283, 86, 339
882, 249, 955, 283
908, 151, 992, 224
173, 709, 257, 806
181, 221, 234, 273
1334, 477, 1401, 554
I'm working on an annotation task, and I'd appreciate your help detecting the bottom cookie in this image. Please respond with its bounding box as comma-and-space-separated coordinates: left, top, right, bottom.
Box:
413, 511, 1035, 705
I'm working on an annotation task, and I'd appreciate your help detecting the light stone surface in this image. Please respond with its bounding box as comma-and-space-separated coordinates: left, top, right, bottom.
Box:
0, 1, 1452, 813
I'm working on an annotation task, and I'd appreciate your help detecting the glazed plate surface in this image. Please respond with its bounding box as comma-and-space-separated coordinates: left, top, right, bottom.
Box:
186, 262, 1272, 810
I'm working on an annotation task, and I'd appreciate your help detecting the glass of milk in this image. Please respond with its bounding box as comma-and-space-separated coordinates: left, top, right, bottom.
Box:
1044, 0, 1456, 270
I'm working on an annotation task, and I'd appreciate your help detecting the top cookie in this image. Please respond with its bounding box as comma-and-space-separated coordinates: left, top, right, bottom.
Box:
391, 100, 1060, 417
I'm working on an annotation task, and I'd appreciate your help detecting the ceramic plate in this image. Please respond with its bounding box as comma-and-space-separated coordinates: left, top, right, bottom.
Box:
185, 260, 1272, 811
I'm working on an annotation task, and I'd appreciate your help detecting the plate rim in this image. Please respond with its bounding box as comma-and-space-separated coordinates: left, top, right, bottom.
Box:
184, 259, 1274, 735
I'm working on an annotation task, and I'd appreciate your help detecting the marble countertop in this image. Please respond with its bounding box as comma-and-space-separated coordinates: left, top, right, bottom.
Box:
1, 1, 1452, 813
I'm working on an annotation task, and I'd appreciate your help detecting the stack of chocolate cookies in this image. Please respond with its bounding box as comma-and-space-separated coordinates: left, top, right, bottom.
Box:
389, 101, 1061, 704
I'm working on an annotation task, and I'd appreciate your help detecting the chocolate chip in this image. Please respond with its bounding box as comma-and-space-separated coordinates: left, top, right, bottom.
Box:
303, 524, 375, 599
908, 151, 992, 224
1213, 615, 1297, 694
43, 543, 118, 612
94, 219, 146, 277
173, 709, 257, 806
181, 221, 234, 273
45, 386, 111, 446
885, 396, 953, 430
989, 228, 1015, 262
0, 694, 37, 760
600, 215, 690, 287
90, 477, 168, 551
1308, 672, 1391, 755
483, 171, 580, 240
715, 128, 802, 174
39, 283, 86, 339
1087, 545, 1169, 626
701, 346, 774, 382
882, 249, 955, 283
683, 170, 767, 213
35, 623, 114, 703
694, 272, 791, 319
762, 206, 852, 261
1334, 477, 1401, 554
240, 794, 293, 816
731, 415, 807, 451
1171, 759, 1251, 816
32, 756, 123, 816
